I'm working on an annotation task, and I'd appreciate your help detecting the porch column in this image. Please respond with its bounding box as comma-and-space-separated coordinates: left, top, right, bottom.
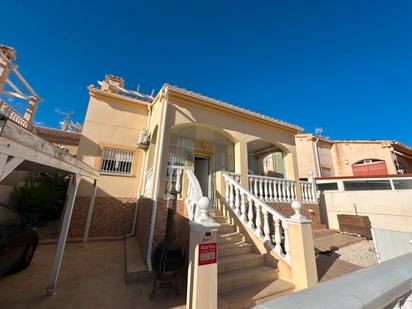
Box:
287, 150, 303, 202
234, 141, 249, 188
46, 173, 81, 296
286, 201, 318, 290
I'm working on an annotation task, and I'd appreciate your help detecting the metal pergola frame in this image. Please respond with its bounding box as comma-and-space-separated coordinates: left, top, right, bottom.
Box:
0, 117, 99, 295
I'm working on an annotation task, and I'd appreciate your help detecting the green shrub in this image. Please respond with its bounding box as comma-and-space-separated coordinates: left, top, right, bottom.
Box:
9, 173, 69, 222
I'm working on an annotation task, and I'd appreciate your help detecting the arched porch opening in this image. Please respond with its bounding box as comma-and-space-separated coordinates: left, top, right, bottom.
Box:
247, 139, 287, 179
168, 124, 236, 197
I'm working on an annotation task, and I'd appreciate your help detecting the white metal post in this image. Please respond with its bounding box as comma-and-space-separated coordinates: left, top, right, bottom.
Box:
46, 174, 81, 296
83, 179, 97, 246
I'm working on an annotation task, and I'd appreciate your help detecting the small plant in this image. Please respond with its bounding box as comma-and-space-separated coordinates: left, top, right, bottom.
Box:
9, 173, 69, 223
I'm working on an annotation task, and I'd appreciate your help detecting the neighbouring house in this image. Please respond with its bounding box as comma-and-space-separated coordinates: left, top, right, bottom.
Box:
316, 174, 412, 232
34, 126, 81, 156
295, 134, 412, 234
295, 133, 412, 179
71, 74, 320, 304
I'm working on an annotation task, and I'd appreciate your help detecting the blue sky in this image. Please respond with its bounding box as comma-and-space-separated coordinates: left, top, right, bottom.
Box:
2, 1, 411, 144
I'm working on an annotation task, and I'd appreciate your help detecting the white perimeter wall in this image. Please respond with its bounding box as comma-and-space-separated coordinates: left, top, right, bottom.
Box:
321, 190, 412, 232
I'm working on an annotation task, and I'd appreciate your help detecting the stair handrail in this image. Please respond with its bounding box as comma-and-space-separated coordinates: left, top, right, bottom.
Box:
185, 168, 214, 223
223, 172, 291, 264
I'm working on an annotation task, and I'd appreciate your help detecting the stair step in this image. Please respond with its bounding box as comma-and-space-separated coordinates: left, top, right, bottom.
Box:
208, 209, 223, 217
219, 223, 236, 234
219, 242, 253, 257
218, 232, 244, 244
218, 265, 278, 293
218, 278, 295, 309
219, 253, 264, 273
213, 216, 229, 224
219, 240, 250, 250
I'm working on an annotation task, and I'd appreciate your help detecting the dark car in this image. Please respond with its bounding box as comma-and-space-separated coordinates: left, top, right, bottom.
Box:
0, 204, 38, 276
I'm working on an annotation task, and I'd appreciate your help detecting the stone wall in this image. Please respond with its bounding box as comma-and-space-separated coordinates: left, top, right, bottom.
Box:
267, 202, 323, 229
67, 196, 136, 238
136, 197, 153, 262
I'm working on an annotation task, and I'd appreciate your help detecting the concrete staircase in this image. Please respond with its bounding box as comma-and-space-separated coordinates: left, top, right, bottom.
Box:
209, 208, 294, 309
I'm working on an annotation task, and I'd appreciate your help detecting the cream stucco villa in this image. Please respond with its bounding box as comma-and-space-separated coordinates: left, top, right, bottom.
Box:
68, 75, 320, 306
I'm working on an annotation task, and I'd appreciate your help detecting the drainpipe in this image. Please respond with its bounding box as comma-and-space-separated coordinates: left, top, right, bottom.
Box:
313, 137, 321, 177
146, 86, 169, 271
126, 105, 152, 237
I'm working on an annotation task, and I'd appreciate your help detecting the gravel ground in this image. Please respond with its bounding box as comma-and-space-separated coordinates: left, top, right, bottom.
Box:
336, 239, 378, 267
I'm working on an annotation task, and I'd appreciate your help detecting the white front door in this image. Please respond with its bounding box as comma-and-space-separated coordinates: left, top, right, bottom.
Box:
194, 157, 210, 197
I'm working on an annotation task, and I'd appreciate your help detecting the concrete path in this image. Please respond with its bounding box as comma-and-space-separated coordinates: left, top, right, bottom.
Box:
0, 240, 186, 308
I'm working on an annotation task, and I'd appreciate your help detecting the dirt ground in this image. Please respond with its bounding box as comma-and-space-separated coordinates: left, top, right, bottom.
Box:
313, 230, 377, 282
0, 240, 186, 309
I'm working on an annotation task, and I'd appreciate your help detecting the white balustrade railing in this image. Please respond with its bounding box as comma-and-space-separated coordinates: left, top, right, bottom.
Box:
165, 165, 184, 195
0, 100, 28, 128
228, 172, 241, 183
166, 165, 215, 223
299, 180, 317, 204
185, 168, 215, 223
223, 173, 291, 264
248, 175, 297, 203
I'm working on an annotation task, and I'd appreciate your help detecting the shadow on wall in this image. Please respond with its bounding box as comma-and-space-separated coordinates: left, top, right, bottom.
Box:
136, 196, 191, 269
318, 193, 330, 228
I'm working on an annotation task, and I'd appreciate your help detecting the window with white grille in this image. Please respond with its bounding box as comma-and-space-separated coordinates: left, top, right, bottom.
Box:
100, 147, 134, 175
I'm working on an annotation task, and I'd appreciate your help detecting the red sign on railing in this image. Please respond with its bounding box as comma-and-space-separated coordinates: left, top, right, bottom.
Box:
198, 243, 217, 266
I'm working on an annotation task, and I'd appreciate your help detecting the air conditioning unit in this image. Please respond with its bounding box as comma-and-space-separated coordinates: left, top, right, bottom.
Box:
137, 128, 150, 149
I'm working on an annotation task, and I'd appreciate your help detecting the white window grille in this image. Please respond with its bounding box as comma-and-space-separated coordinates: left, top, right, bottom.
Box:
100, 147, 134, 175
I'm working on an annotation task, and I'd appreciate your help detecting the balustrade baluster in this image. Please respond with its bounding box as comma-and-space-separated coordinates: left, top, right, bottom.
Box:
273, 180, 279, 202
285, 181, 290, 202
175, 169, 182, 192
247, 196, 255, 229
240, 193, 247, 222
290, 182, 295, 200
249, 177, 253, 192
268, 180, 273, 201
259, 179, 264, 200
304, 183, 309, 203
229, 183, 234, 209
225, 179, 229, 202
274, 219, 281, 250
284, 223, 289, 257
167, 167, 173, 192
262, 209, 270, 241
254, 202, 263, 238
281, 180, 286, 202
253, 177, 258, 196
264, 179, 269, 201
307, 183, 312, 203
309, 183, 314, 203
300, 182, 305, 203
235, 187, 240, 215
